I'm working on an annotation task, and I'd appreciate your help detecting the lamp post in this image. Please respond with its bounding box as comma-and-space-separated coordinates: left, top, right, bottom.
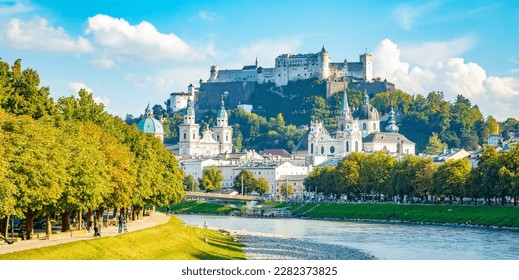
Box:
241, 174, 244, 196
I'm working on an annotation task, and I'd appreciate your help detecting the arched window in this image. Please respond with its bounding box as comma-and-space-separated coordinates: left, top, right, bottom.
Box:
310, 143, 314, 154
340, 124, 344, 131
226, 135, 229, 141
192, 133, 195, 139
346, 141, 349, 152
321, 146, 325, 155
217, 135, 220, 141
330, 146, 335, 153
183, 133, 186, 140
362, 123, 367, 130
397, 143, 402, 154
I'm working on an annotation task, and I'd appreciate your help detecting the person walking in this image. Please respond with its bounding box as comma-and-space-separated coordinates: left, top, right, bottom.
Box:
118, 214, 124, 233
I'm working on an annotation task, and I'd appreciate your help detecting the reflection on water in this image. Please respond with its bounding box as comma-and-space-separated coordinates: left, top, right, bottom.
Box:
177, 214, 519, 260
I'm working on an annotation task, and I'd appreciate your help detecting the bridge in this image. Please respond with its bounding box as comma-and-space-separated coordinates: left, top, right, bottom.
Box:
184, 191, 260, 201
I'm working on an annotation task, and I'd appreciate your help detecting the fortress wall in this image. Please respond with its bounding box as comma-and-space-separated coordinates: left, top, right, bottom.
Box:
198, 81, 256, 110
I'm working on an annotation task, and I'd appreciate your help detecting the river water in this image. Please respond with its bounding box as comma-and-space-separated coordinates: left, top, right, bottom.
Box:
177, 214, 519, 260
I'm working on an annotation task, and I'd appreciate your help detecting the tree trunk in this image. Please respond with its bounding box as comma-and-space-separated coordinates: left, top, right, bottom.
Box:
61, 209, 71, 232
23, 210, 38, 240
96, 208, 104, 228
45, 212, 52, 237
1, 216, 7, 237
77, 210, 82, 230
514, 197, 518, 206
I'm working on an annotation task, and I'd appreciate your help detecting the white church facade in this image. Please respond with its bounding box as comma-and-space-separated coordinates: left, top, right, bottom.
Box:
178, 97, 233, 157
308, 90, 415, 158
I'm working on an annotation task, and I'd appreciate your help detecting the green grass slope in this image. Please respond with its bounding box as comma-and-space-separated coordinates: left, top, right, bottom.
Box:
294, 203, 519, 227
0, 216, 244, 260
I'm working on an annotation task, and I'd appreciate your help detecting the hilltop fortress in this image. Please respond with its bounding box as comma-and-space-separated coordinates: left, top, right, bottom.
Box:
207, 46, 372, 86
170, 47, 394, 112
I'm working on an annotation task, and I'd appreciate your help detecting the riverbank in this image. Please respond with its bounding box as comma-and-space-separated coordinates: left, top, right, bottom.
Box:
171, 201, 519, 228
294, 203, 519, 228
226, 229, 374, 260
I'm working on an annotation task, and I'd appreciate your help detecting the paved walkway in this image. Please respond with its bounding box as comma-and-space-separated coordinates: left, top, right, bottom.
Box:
0, 212, 170, 255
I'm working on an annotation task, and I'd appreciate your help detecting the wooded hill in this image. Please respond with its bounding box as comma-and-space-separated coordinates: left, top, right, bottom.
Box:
142, 78, 518, 154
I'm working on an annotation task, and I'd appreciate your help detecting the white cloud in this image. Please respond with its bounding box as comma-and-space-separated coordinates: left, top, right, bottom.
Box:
235, 38, 302, 68
199, 11, 217, 21
68, 82, 110, 106
85, 14, 203, 62
373, 38, 519, 121
90, 57, 117, 69
393, 1, 441, 31
0, 0, 33, 16
68, 82, 93, 94
401, 36, 476, 67
0, 17, 94, 53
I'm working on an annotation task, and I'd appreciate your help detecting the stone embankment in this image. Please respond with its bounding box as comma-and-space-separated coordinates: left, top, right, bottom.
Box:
227, 229, 374, 260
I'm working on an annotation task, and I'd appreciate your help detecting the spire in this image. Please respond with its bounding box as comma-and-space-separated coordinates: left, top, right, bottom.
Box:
340, 87, 350, 111
321, 45, 326, 53
217, 94, 228, 119
145, 99, 152, 118
185, 97, 195, 116
363, 90, 370, 104
385, 107, 399, 133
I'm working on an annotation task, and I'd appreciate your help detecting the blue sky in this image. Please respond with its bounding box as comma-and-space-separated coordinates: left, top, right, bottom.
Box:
0, 0, 518, 120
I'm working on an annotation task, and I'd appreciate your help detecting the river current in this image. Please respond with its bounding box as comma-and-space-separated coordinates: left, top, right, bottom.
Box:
177, 214, 519, 260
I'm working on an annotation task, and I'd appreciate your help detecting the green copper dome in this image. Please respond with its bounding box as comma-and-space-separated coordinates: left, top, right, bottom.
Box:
137, 118, 164, 135
217, 97, 228, 118
137, 101, 164, 135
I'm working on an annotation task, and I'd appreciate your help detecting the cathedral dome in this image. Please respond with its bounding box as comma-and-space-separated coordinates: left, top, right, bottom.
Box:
137, 118, 164, 135
137, 101, 164, 136
353, 93, 379, 121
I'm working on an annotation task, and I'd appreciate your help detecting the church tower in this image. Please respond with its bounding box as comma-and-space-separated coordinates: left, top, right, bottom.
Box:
212, 95, 233, 154
178, 98, 200, 156
336, 89, 362, 153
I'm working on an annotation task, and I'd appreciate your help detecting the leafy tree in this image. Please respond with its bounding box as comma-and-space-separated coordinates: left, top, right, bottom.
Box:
183, 175, 199, 192
233, 169, 256, 195
280, 183, 294, 198
424, 132, 446, 155
201, 166, 223, 192
433, 158, 471, 204
335, 157, 360, 198
255, 177, 270, 196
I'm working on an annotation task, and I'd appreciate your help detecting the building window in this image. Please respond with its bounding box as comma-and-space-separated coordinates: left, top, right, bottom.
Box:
363, 123, 367, 130
310, 143, 314, 154
217, 135, 220, 141
183, 133, 186, 140
330, 146, 335, 153
346, 141, 349, 152
355, 141, 359, 151
321, 146, 324, 155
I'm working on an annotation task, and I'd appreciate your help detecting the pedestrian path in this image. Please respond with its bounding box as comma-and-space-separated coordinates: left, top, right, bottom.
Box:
0, 212, 169, 255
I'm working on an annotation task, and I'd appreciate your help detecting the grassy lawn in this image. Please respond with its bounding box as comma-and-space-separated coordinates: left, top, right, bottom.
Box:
294, 203, 519, 227
163, 201, 240, 215
0, 215, 245, 260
